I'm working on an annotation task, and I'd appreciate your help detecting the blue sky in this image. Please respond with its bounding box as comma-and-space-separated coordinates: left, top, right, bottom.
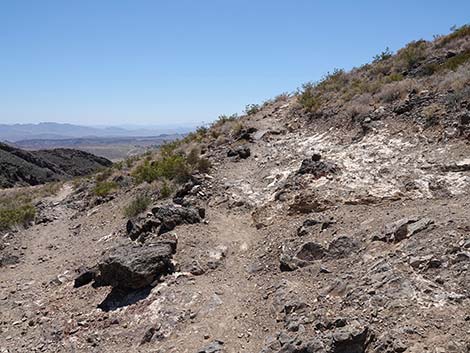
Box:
1, 0, 469, 126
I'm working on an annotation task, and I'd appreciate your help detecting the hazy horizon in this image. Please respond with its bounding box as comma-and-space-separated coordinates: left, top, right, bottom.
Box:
0, 121, 200, 128
1, 0, 469, 126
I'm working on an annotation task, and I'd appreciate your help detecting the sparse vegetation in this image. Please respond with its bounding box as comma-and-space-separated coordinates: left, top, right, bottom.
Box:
443, 50, 470, 71
0, 203, 35, 230
93, 181, 118, 197
298, 82, 323, 113
439, 24, 470, 46
0, 182, 62, 230
397, 40, 428, 70
245, 104, 260, 115
95, 168, 113, 182
376, 79, 420, 103
373, 47, 393, 63
159, 179, 174, 199
132, 153, 189, 184
124, 194, 151, 218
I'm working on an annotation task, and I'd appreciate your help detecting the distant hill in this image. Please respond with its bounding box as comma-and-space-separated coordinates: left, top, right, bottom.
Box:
0, 122, 193, 142
0, 142, 112, 188
12, 134, 184, 161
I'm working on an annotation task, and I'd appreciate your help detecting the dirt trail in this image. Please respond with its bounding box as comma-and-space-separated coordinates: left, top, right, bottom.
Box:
157, 211, 268, 353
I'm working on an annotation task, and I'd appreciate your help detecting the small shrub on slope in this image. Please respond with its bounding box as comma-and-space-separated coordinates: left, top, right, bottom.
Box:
124, 194, 151, 218
93, 181, 118, 197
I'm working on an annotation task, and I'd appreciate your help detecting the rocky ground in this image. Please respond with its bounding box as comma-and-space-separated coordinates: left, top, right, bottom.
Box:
1, 93, 469, 353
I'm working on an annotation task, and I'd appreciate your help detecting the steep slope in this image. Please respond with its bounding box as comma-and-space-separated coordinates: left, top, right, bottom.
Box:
0, 26, 469, 353
0, 142, 112, 188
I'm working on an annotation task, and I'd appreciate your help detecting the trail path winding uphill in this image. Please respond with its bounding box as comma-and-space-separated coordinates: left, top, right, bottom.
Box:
1, 100, 470, 353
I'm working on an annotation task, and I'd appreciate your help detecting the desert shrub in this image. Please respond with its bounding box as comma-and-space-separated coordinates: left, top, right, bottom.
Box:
274, 92, 290, 102
38, 181, 62, 197
124, 194, 151, 218
113, 161, 124, 170
0, 203, 35, 230
317, 69, 348, 93
72, 177, 86, 190
183, 126, 208, 143
126, 158, 133, 168
376, 79, 419, 103
210, 129, 221, 139
342, 78, 373, 100
439, 24, 470, 46
95, 168, 113, 182
231, 122, 244, 136
373, 47, 393, 63
186, 147, 211, 173
298, 82, 323, 112
93, 181, 118, 197
445, 86, 470, 109
197, 157, 212, 173
132, 154, 190, 184
216, 114, 238, 125
154, 155, 190, 182
369, 60, 392, 76
397, 40, 427, 70
159, 140, 181, 157
344, 101, 372, 120
186, 147, 201, 167
159, 179, 174, 199
436, 62, 470, 91
385, 73, 404, 83
442, 50, 470, 71
132, 160, 157, 184
245, 104, 260, 115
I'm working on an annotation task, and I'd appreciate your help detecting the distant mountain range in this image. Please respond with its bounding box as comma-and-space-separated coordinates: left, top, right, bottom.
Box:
0, 122, 193, 142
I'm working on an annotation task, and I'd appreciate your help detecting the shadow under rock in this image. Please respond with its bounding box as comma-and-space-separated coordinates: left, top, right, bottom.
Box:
97, 286, 152, 312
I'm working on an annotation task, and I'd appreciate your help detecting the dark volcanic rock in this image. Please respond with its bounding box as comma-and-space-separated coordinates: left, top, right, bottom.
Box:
0, 142, 112, 188
297, 154, 338, 178
227, 146, 251, 159
126, 204, 204, 241
197, 339, 225, 353
152, 204, 203, 235
330, 325, 370, 353
235, 126, 258, 142
328, 236, 360, 258
74, 268, 97, 288
280, 241, 327, 271
126, 216, 161, 241
297, 217, 335, 236
92, 241, 175, 290
373, 217, 433, 243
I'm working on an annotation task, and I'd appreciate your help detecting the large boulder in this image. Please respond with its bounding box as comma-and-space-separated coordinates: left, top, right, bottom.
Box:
152, 204, 204, 234
126, 204, 204, 241
75, 240, 175, 290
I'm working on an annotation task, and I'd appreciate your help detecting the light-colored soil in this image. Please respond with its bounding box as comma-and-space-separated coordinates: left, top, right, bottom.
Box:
1, 101, 470, 353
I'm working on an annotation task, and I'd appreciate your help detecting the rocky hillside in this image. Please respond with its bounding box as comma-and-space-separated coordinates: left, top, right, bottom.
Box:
0, 142, 112, 188
0, 26, 469, 353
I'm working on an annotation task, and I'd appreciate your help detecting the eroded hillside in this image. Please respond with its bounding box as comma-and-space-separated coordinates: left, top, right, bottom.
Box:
0, 26, 469, 353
